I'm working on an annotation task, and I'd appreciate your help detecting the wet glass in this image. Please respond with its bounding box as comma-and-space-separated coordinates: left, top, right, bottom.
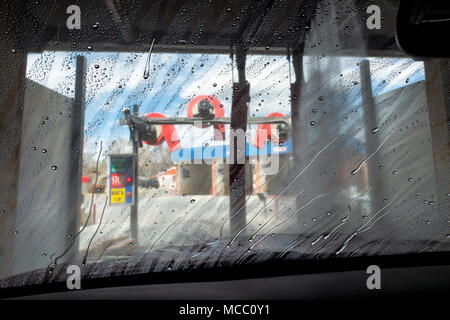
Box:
0, 0, 449, 289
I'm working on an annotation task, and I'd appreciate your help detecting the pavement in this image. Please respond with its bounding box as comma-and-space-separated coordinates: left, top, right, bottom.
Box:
78, 188, 298, 262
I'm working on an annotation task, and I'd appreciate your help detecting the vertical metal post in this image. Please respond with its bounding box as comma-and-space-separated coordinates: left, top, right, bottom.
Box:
131, 104, 139, 242
289, 48, 305, 218
229, 43, 250, 236
360, 60, 382, 196
71, 56, 87, 259
290, 47, 304, 166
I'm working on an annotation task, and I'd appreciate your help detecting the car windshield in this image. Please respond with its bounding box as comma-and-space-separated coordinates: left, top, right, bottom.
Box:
0, 0, 449, 289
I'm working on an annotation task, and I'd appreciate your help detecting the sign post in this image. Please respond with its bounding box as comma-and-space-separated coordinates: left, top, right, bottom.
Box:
109, 153, 137, 243
130, 105, 140, 243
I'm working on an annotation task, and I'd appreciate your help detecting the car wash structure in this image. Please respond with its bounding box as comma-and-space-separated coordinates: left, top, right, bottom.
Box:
120, 96, 292, 241
113, 0, 305, 242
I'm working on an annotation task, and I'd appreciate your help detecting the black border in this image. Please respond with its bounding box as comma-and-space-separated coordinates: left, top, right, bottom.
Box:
1, 252, 450, 299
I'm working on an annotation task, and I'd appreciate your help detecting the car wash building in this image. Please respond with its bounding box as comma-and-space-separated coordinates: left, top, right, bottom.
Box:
171, 130, 294, 197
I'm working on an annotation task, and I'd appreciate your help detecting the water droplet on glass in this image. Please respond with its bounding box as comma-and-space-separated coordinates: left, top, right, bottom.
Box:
143, 39, 155, 79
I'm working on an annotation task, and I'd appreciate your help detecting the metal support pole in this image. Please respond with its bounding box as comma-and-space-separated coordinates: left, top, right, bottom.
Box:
290, 47, 304, 166
360, 60, 382, 197
71, 56, 87, 259
290, 48, 305, 220
229, 43, 250, 236
119, 115, 289, 126
130, 104, 139, 242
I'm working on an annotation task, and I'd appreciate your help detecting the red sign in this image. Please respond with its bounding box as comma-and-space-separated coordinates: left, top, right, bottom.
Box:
111, 173, 125, 188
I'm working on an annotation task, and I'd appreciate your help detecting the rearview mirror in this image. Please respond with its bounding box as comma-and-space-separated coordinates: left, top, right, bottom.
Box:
396, 0, 450, 57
